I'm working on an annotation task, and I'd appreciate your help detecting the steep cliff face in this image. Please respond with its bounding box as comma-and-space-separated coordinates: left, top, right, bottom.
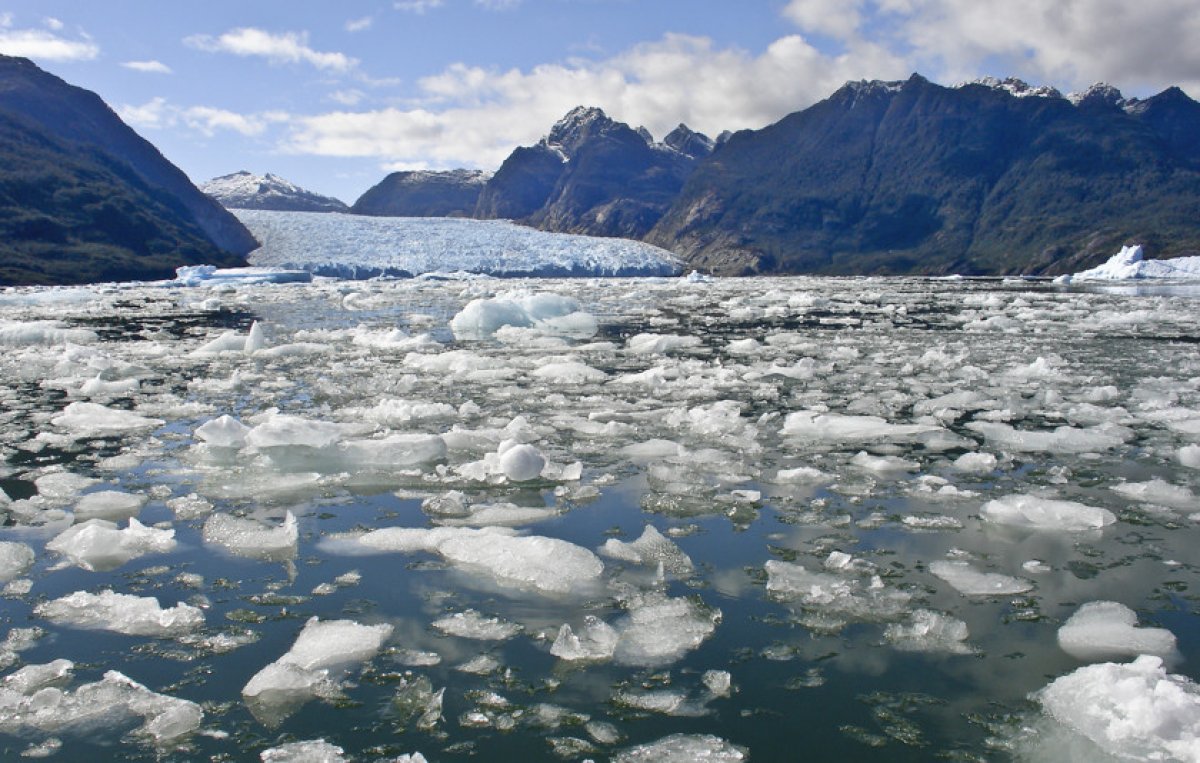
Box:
351, 169, 490, 217
648, 74, 1200, 275
0, 55, 258, 259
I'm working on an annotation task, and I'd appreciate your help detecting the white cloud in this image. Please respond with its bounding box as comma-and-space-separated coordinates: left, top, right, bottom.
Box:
282, 32, 908, 170
0, 13, 12, 28
119, 97, 289, 138
782, 0, 864, 39
394, 0, 444, 13
345, 16, 374, 33
184, 27, 357, 72
122, 59, 172, 74
42, 17, 63, 31
329, 89, 366, 106
0, 27, 99, 61
475, 0, 522, 9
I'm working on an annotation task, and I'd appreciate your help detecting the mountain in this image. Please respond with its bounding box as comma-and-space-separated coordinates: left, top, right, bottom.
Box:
647, 74, 1200, 275
351, 169, 491, 217
479, 107, 714, 239
0, 55, 256, 285
202, 171, 347, 213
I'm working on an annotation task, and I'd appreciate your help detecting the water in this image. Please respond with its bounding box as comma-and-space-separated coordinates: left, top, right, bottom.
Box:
1, 274, 1199, 761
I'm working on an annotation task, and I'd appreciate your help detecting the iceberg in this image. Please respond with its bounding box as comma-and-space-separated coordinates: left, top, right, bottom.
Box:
174, 264, 311, 286
1066, 244, 1200, 281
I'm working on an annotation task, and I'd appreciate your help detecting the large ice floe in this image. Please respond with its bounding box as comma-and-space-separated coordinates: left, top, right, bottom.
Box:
5, 245, 1200, 760
1065, 244, 1200, 281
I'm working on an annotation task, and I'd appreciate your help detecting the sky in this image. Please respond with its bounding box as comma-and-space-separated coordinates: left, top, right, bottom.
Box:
1, 0, 1197, 203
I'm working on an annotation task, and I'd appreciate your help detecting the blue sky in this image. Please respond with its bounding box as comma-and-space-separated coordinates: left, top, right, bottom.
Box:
2, 1, 1197, 203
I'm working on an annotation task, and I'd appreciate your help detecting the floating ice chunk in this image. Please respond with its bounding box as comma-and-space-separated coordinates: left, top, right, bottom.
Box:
965, 421, 1126, 453
1057, 601, 1177, 661
175, 264, 311, 286
46, 518, 175, 571
781, 411, 941, 443
203, 511, 298, 560
613, 594, 720, 666
625, 333, 702, 355
0, 320, 97, 346
260, 739, 346, 763
2, 658, 73, 695
614, 733, 747, 762
1070, 244, 1200, 281
340, 434, 447, 468
531, 360, 606, 384
929, 560, 1033, 595
50, 402, 163, 435
1035, 655, 1200, 760
35, 590, 203, 636
764, 560, 912, 626
355, 399, 457, 427
1005, 356, 1067, 381
620, 439, 684, 462
1180, 445, 1200, 470
773, 466, 833, 484
885, 609, 972, 654
0, 668, 202, 743
33, 472, 99, 502
194, 415, 252, 449
242, 617, 393, 725
432, 610, 521, 641
0, 542, 34, 582
550, 616, 619, 661
439, 502, 559, 527
952, 452, 998, 474
1112, 478, 1196, 509
244, 321, 266, 354
614, 688, 705, 716
981, 494, 1116, 531
600, 525, 694, 575
704, 669, 732, 697
352, 526, 603, 595
245, 415, 344, 449
497, 441, 547, 481
450, 293, 596, 339
849, 450, 919, 474
79, 375, 139, 397
73, 490, 147, 521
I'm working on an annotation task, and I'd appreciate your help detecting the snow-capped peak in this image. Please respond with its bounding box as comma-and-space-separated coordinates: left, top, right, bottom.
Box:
200, 171, 347, 213
965, 76, 1064, 99
1068, 82, 1126, 108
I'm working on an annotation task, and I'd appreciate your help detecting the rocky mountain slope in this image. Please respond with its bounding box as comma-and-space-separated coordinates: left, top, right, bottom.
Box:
202, 171, 347, 213
351, 169, 490, 217
0, 55, 255, 285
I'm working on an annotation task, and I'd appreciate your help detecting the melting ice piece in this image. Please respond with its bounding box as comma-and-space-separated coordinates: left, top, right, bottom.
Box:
340, 434, 448, 468
1068, 244, 1200, 281
245, 415, 344, 450
1180, 445, 1200, 470
0, 320, 97, 346
432, 610, 521, 640
50, 402, 164, 435
497, 441, 547, 481
33, 472, 99, 502
550, 616, 619, 661
259, 739, 346, 762
885, 609, 972, 654
1034, 655, 1200, 760
35, 590, 203, 636
531, 360, 606, 384
194, 415, 252, 449
781, 411, 941, 443
763, 560, 912, 626
600, 525, 694, 575
612, 594, 720, 666
624, 333, 702, 355
450, 293, 596, 339
1111, 478, 1196, 509
46, 518, 176, 572
614, 733, 747, 762
73, 490, 148, 522
965, 421, 1126, 454
849, 450, 919, 474
0, 667, 203, 743
980, 494, 1116, 531
0, 541, 34, 582
929, 560, 1033, 596
203, 511, 298, 560
1057, 601, 1177, 661
242, 617, 393, 726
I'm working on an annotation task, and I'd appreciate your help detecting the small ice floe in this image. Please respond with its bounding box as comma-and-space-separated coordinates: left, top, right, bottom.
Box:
259, 739, 347, 762
0, 665, 203, 743
1179, 445, 1200, 469
0, 320, 98, 346
0, 542, 34, 582
951, 451, 998, 474
965, 421, 1127, 454
980, 494, 1116, 531
929, 560, 1033, 596
530, 360, 607, 384
614, 733, 747, 762
1056, 601, 1177, 661
173, 264, 311, 286
345, 525, 604, 595
194, 414, 252, 449
849, 450, 919, 475
780, 411, 941, 443
1033, 655, 1200, 760
764, 559, 911, 629
600, 525, 694, 576
242, 617, 393, 726
35, 590, 203, 636
453, 439, 580, 484
50, 402, 164, 436
1111, 478, 1196, 509
612, 593, 721, 667
1067, 244, 1200, 281
433, 610, 522, 641
885, 609, 973, 654
32, 472, 99, 503
450, 292, 597, 339
73, 490, 147, 522
550, 616, 620, 661
46, 518, 176, 571
202, 511, 298, 560
624, 333, 703, 355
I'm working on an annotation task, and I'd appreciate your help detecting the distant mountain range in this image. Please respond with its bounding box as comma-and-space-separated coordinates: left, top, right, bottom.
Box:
0, 55, 255, 286
338, 76, 1200, 276
201, 171, 347, 213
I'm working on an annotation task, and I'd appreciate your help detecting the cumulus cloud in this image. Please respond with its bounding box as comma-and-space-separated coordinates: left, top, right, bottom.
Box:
119, 97, 289, 137
122, 59, 172, 74
184, 27, 357, 72
0, 26, 99, 61
283, 32, 907, 170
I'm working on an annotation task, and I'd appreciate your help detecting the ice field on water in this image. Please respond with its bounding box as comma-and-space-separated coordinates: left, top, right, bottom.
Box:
3, 233, 1200, 760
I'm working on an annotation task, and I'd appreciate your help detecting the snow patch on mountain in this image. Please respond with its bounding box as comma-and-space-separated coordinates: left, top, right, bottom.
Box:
201, 171, 347, 213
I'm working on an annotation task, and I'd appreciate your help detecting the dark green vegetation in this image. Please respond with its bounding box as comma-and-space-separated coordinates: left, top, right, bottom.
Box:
648, 75, 1200, 275
0, 55, 255, 286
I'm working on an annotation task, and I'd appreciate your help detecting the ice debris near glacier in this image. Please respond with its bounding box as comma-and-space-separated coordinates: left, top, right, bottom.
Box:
1064, 244, 1200, 281
234, 209, 682, 278
34, 590, 203, 637
1056, 601, 1177, 661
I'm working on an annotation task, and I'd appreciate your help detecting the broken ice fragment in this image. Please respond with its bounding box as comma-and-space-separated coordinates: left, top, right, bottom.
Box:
202, 511, 298, 560
1057, 601, 1177, 661
929, 560, 1033, 596
432, 610, 521, 641
980, 494, 1116, 531
46, 518, 176, 572
35, 590, 203, 636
